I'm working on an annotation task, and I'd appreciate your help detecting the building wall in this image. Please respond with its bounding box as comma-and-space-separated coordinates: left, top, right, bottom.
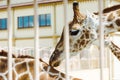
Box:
0, 9, 8, 40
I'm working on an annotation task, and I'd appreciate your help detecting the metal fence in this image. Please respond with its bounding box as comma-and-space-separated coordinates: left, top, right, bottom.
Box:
1, 0, 118, 80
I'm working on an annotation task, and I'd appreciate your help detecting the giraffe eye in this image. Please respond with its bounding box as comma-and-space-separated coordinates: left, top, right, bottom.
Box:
70, 30, 79, 36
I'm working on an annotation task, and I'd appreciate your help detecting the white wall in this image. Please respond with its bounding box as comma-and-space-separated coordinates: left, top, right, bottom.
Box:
0, 41, 7, 47
15, 38, 54, 48
0, 9, 8, 39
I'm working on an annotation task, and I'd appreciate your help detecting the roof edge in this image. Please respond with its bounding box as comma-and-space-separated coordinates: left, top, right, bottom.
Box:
0, 0, 63, 9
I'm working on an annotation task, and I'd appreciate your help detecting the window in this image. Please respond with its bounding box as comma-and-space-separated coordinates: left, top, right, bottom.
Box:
0, 18, 7, 30
39, 14, 51, 27
18, 16, 34, 28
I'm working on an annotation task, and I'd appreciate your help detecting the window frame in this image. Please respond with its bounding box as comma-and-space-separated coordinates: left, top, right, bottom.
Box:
0, 18, 7, 30
18, 16, 34, 29
39, 14, 51, 27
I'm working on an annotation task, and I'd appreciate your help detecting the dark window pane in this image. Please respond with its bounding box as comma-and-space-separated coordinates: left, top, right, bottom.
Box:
0, 20, 1, 29
18, 17, 23, 28
24, 16, 29, 27
1, 19, 6, 29
5, 19, 7, 29
46, 14, 51, 26
40, 14, 46, 26
0, 19, 7, 30
39, 15, 41, 26
29, 16, 34, 27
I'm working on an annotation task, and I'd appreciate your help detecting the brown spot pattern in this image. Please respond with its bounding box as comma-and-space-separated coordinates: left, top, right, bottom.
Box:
0, 59, 7, 73
107, 13, 115, 21
81, 35, 84, 39
18, 74, 30, 80
115, 19, 120, 26
0, 76, 4, 80
28, 61, 34, 78
74, 43, 78, 49
15, 62, 27, 74
116, 10, 120, 16
85, 33, 89, 39
14, 58, 24, 63
110, 42, 120, 61
80, 40, 85, 46
106, 24, 114, 28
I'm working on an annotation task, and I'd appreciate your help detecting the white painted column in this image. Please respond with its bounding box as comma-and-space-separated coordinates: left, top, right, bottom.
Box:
34, 0, 39, 80
98, 0, 104, 80
7, 0, 13, 80
63, 0, 70, 80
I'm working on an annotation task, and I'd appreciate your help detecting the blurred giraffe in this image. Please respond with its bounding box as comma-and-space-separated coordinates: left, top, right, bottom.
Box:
0, 50, 81, 80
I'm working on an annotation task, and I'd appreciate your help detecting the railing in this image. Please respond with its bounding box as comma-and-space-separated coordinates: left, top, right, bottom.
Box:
1, 0, 115, 80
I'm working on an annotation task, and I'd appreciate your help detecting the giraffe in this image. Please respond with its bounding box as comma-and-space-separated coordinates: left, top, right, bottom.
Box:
0, 50, 81, 80
49, 2, 120, 67
104, 38, 120, 61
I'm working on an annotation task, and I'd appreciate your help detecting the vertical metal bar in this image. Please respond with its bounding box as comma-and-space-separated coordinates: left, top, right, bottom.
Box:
7, 0, 12, 80
108, 47, 112, 80
98, 0, 104, 80
53, 3, 57, 46
34, 0, 39, 80
63, 0, 69, 80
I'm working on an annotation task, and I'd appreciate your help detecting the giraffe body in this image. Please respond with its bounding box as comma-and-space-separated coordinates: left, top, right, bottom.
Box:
0, 50, 81, 80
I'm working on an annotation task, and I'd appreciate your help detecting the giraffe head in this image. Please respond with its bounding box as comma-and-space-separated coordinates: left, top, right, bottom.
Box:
94, 4, 120, 34
49, 2, 98, 67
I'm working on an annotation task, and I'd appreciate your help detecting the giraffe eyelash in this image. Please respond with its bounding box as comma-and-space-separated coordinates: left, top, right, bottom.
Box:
70, 30, 80, 35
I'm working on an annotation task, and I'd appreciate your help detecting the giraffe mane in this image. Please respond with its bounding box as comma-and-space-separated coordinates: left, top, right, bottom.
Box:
103, 4, 120, 13
0, 50, 16, 58
94, 4, 120, 15
0, 50, 35, 59
17, 55, 34, 59
111, 41, 120, 49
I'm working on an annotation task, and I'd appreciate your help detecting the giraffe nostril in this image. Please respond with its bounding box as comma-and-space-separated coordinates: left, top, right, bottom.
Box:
49, 49, 62, 67
53, 61, 61, 67
49, 54, 55, 65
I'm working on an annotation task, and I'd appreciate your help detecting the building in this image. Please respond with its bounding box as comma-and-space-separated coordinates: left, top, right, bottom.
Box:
0, 0, 120, 79
0, 0, 119, 48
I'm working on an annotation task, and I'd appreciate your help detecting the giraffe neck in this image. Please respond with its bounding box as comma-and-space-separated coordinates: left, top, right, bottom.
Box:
0, 50, 81, 80
108, 41, 120, 61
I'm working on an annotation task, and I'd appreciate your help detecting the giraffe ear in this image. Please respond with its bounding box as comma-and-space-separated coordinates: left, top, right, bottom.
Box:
86, 10, 96, 18
86, 10, 94, 18
73, 2, 85, 23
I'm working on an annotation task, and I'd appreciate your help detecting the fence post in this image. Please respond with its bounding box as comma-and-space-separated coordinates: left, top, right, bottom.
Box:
98, 0, 104, 80
7, 0, 13, 80
63, 0, 70, 80
34, 0, 40, 80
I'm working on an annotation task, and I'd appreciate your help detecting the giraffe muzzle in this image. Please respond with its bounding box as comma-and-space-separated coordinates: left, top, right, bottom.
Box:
49, 50, 63, 67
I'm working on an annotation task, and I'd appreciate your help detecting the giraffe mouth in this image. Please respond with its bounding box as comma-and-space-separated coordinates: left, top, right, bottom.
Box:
50, 59, 61, 67
49, 56, 62, 67
49, 50, 63, 67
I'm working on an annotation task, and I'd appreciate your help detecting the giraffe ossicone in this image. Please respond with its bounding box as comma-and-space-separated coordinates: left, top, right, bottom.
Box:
49, 1, 120, 67
0, 50, 81, 80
